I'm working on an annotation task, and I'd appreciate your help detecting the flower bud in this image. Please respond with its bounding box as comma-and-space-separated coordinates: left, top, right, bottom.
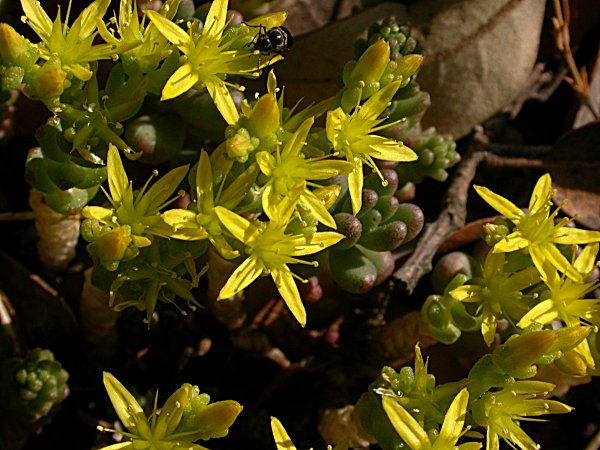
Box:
175, 385, 243, 440
492, 330, 557, 378
94, 227, 133, 267
225, 127, 258, 161
247, 93, 279, 139
0, 23, 37, 69
26, 63, 68, 100
350, 40, 390, 85
554, 347, 591, 377
392, 54, 423, 87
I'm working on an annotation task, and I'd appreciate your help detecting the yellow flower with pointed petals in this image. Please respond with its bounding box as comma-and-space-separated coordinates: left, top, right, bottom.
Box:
326, 80, 417, 214
98, 0, 179, 73
518, 243, 600, 329
256, 116, 353, 228
81, 144, 188, 270
271, 416, 345, 450
214, 189, 344, 326
450, 251, 540, 346
382, 389, 482, 450
100, 372, 242, 450
162, 149, 259, 259
146, 0, 286, 125
475, 173, 600, 282
20, 0, 140, 82
471, 380, 572, 450
517, 244, 600, 371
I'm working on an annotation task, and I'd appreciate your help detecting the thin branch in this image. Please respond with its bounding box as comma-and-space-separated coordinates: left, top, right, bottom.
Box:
393, 145, 487, 293
552, 0, 600, 119
585, 428, 600, 450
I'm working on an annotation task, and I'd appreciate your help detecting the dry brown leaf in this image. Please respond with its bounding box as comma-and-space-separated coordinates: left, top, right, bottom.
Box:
545, 120, 600, 230
275, 0, 362, 36
275, 3, 409, 108
413, 0, 546, 138
276, 0, 546, 139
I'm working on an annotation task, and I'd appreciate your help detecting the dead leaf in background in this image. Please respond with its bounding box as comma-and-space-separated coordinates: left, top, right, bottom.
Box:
545, 120, 600, 230
276, 0, 545, 139
275, 0, 362, 35
275, 3, 409, 108
412, 0, 546, 138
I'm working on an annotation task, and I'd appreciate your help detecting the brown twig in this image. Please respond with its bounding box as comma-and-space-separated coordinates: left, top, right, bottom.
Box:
585, 428, 600, 450
393, 143, 488, 293
552, 0, 600, 119
391, 131, 569, 293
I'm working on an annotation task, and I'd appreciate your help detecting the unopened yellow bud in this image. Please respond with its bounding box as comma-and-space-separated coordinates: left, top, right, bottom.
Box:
0, 23, 37, 68
554, 347, 591, 377
225, 128, 257, 161
393, 54, 423, 86
493, 330, 557, 377
248, 94, 280, 138
551, 326, 592, 353
27, 63, 68, 99
350, 40, 390, 85
96, 228, 133, 263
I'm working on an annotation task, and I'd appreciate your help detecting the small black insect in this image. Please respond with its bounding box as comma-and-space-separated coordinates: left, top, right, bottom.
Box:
247, 25, 293, 56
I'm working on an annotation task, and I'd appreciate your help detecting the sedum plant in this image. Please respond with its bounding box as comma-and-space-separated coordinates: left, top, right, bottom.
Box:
2, 0, 430, 327
271, 416, 347, 450
99, 372, 242, 449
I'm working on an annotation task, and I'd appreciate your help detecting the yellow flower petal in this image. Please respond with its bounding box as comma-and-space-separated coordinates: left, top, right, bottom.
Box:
517, 299, 558, 327
288, 231, 345, 256
554, 227, 600, 245
481, 309, 497, 347
437, 388, 469, 446
529, 173, 552, 212
348, 160, 363, 215
382, 396, 429, 450
161, 63, 199, 100
82, 205, 113, 222
196, 150, 215, 211
137, 164, 188, 214
218, 255, 263, 299
103, 372, 151, 436
573, 243, 599, 274
298, 190, 337, 229
492, 234, 529, 253
204, 0, 229, 39
77, 0, 111, 40
369, 140, 417, 162
474, 185, 523, 222
205, 79, 240, 125
450, 285, 483, 302
538, 244, 582, 282
246, 11, 288, 29
20, 0, 53, 40
107, 145, 129, 204
218, 163, 259, 210
281, 117, 313, 159
213, 206, 255, 243
145, 10, 191, 50
358, 81, 401, 120
271, 417, 297, 450
272, 269, 306, 327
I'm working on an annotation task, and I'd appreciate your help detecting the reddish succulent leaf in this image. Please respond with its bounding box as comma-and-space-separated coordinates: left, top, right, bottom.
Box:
438, 216, 502, 252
